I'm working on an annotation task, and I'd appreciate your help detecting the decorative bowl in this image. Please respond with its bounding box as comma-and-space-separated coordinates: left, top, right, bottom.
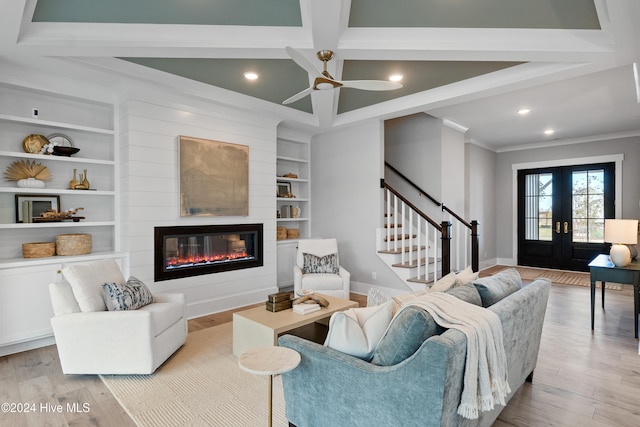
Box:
52, 146, 80, 156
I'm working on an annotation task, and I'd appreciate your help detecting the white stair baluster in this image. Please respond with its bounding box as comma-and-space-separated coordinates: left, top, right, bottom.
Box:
386, 189, 391, 252
416, 216, 421, 282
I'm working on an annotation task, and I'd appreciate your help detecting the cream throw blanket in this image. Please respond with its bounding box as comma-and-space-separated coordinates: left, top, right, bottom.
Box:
403, 293, 511, 419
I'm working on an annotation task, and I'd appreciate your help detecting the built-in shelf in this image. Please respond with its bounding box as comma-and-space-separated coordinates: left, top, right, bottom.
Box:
0, 187, 115, 195
277, 155, 308, 163
0, 82, 118, 261
276, 130, 311, 288
0, 251, 126, 269
0, 113, 114, 135
277, 197, 309, 202
0, 221, 116, 230
276, 176, 308, 183
0, 150, 115, 165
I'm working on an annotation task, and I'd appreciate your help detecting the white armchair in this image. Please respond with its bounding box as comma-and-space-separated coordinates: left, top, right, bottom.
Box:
294, 238, 350, 299
48, 259, 187, 375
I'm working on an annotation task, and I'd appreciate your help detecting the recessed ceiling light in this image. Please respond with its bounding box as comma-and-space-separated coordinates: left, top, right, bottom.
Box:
544, 129, 554, 135
244, 72, 259, 81
517, 108, 530, 115
389, 74, 403, 82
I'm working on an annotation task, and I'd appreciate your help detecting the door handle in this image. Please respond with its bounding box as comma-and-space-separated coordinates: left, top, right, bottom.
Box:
564, 221, 569, 234
555, 222, 561, 234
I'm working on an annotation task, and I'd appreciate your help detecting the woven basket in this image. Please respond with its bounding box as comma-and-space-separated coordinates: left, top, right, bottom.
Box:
22, 242, 55, 258
286, 228, 300, 239
56, 233, 92, 256
277, 226, 287, 240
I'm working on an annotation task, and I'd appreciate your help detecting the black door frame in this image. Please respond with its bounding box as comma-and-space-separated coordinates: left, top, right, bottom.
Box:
513, 156, 622, 271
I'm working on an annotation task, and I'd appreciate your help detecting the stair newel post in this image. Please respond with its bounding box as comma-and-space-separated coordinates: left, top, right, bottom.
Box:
471, 220, 479, 273
441, 221, 452, 276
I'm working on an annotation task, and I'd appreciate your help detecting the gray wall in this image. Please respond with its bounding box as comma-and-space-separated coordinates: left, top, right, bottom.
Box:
384, 113, 442, 201
311, 121, 405, 292
466, 143, 498, 267
495, 136, 640, 262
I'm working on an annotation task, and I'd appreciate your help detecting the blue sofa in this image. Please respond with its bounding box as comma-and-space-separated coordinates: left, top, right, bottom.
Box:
279, 274, 551, 427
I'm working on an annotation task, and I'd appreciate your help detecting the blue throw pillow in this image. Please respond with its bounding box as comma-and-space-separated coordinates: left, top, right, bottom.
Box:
472, 268, 522, 307
370, 284, 482, 366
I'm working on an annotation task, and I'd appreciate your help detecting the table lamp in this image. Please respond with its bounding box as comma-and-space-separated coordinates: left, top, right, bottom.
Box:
604, 219, 638, 267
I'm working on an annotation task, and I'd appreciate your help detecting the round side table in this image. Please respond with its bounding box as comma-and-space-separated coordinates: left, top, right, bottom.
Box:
238, 346, 301, 427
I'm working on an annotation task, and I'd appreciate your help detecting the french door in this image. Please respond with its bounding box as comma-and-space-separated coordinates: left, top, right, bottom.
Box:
517, 163, 615, 271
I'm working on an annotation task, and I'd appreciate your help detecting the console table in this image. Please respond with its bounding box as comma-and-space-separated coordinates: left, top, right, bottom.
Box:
589, 254, 640, 338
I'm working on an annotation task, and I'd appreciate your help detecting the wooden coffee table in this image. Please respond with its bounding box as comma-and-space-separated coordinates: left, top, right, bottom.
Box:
232, 293, 358, 356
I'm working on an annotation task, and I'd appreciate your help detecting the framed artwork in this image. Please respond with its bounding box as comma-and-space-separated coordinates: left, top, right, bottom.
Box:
277, 181, 292, 198
15, 194, 60, 223
179, 136, 249, 217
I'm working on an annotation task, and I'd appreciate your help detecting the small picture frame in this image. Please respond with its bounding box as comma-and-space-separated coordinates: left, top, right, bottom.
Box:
15, 194, 60, 223
277, 181, 292, 198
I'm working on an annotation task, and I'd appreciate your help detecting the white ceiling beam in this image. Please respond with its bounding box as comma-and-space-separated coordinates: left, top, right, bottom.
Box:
0, 0, 28, 49
338, 28, 615, 62
330, 61, 613, 130
13, 22, 308, 57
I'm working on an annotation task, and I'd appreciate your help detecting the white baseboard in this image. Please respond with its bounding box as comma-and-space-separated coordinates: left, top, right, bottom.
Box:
495, 257, 517, 267
478, 258, 499, 270
0, 335, 56, 357
350, 280, 415, 298
186, 287, 278, 320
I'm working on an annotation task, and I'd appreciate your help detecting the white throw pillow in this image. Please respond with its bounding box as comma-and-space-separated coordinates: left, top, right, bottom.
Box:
324, 301, 394, 360
429, 271, 457, 292
455, 266, 479, 286
62, 259, 125, 312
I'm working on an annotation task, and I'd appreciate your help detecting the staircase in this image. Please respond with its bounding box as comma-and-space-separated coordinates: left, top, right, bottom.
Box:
377, 163, 479, 292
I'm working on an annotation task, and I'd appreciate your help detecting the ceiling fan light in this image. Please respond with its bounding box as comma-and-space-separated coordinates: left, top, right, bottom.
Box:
389, 74, 403, 82
243, 72, 259, 80
316, 82, 334, 90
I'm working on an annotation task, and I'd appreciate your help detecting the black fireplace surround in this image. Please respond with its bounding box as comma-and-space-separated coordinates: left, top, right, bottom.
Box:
154, 224, 263, 281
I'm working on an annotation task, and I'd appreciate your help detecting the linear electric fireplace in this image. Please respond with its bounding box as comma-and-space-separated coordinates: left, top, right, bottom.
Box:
154, 224, 263, 281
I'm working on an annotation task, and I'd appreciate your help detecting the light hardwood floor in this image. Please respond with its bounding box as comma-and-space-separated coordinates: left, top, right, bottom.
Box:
1, 279, 638, 426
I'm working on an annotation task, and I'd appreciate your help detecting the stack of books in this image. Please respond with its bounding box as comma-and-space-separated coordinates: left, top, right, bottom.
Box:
293, 303, 321, 315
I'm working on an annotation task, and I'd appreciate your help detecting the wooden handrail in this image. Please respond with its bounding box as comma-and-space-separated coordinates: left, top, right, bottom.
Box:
385, 162, 440, 206
385, 162, 471, 229
382, 163, 480, 272
381, 180, 442, 231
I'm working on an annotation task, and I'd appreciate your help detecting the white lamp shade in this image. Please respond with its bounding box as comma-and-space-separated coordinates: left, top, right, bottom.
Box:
604, 219, 638, 267
604, 219, 638, 245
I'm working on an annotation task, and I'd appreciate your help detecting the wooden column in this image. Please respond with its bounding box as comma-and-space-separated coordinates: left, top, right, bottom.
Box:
471, 220, 479, 273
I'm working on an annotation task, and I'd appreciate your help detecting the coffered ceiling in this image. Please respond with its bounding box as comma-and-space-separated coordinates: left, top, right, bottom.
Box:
1, 0, 639, 150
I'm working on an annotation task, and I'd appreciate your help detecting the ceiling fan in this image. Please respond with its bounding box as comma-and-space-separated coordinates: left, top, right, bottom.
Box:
283, 46, 403, 105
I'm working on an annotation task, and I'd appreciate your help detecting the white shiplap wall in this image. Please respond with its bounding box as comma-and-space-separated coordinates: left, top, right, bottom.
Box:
119, 99, 280, 319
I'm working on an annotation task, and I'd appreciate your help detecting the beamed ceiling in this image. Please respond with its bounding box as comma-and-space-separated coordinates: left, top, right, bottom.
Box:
1, 0, 639, 150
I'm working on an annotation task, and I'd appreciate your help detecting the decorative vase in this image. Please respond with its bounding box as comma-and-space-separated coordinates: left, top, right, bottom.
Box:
17, 178, 45, 189
81, 169, 90, 189
69, 168, 79, 189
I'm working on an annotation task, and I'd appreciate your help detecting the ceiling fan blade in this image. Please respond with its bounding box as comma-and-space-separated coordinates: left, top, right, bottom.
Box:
285, 46, 321, 77
339, 80, 403, 91
283, 86, 314, 105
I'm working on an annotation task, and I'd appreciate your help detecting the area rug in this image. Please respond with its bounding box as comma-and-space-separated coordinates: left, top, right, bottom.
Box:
100, 322, 288, 427
488, 266, 623, 291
